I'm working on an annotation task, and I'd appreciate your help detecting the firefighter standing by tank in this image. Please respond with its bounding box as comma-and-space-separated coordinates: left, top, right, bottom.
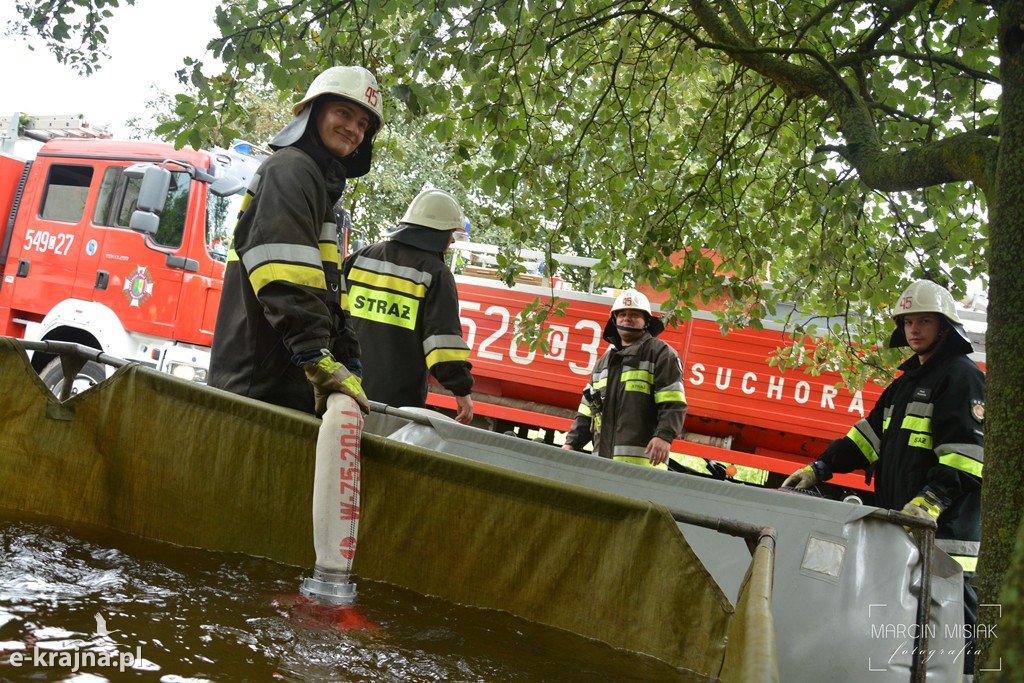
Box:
782, 279, 984, 680
342, 188, 475, 423
562, 289, 687, 467
208, 66, 383, 416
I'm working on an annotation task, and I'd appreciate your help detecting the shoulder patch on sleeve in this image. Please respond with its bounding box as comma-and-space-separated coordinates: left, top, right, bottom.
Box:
971, 399, 985, 423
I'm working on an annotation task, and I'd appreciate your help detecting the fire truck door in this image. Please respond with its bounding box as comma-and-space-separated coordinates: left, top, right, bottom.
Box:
4, 161, 94, 316
88, 166, 189, 340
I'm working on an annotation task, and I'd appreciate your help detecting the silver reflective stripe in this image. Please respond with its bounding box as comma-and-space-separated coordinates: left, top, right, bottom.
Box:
937, 442, 985, 461
613, 445, 647, 458
853, 418, 881, 453
661, 380, 684, 393
637, 360, 655, 373
905, 400, 935, 417
423, 334, 470, 354
319, 221, 337, 241
353, 255, 433, 286
242, 242, 321, 271
592, 368, 608, 383
935, 538, 980, 557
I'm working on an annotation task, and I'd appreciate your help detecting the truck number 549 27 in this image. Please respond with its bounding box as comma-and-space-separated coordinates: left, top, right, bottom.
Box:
24, 229, 75, 256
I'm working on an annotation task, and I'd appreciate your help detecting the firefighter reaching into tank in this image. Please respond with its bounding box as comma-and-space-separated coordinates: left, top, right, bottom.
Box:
782, 279, 985, 681
562, 289, 687, 468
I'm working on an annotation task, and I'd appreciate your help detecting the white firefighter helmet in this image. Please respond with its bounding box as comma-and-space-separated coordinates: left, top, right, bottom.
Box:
400, 188, 466, 232
603, 288, 665, 343
268, 66, 383, 178
888, 280, 973, 353
610, 289, 653, 316
293, 66, 384, 129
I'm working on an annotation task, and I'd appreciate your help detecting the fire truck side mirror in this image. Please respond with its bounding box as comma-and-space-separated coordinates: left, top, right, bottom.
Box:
125, 165, 171, 236
209, 176, 245, 197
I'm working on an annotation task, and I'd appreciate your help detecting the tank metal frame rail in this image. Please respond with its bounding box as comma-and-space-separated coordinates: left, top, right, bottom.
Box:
871, 508, 937, 683
6, 340, 942, 683
14, 339, 129, 402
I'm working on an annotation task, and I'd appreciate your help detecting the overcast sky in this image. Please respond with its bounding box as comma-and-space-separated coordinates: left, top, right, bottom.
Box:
0, 0, 220, 139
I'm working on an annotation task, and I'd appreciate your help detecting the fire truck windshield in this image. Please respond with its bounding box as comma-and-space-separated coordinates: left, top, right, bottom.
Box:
206, 186, 244, 262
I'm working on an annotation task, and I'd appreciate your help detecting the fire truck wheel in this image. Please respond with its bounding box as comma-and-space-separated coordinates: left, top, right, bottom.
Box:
39, 357, 106, 398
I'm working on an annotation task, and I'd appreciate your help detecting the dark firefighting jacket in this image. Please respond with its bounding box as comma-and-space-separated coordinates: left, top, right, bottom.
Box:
342, 240, 473, 408
208, 143, 359, 414
818, 345, 984, 570
565, 332, 687, 465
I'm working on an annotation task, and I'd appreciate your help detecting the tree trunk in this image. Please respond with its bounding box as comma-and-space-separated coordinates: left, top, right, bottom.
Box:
977, 2, 1024, 679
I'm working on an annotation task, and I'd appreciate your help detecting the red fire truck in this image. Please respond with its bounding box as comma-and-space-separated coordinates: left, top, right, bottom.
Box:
0, 138, 986, 501
0, 138, 257, 387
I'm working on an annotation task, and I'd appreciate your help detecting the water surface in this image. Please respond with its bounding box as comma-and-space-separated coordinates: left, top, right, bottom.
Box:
0, 513, 696, 682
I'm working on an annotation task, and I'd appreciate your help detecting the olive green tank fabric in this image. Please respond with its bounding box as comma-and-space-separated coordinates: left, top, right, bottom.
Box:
354, 427, 732, 674
719, 539, 780, 683
0, 338, 321, 564
0, 338, 777, 676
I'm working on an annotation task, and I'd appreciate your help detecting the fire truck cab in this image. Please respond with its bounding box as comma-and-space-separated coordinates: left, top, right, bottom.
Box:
0, 138, 258, 393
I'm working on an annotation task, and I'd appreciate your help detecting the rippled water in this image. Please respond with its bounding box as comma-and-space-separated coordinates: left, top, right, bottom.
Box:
0, 513, 695, 682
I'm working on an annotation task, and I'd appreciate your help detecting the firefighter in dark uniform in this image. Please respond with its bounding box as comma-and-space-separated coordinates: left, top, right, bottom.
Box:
562, 289, 687, 467
783, 279, 985, 680
208, 66, 382, 416
342, 188, 475, 423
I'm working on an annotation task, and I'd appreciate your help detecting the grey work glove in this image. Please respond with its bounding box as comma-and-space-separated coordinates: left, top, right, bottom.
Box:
303, 349, 370, 417
781, 465, 818, 490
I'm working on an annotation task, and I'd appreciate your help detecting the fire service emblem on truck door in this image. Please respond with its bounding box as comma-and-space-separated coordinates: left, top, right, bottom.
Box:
123, 266, 154, 307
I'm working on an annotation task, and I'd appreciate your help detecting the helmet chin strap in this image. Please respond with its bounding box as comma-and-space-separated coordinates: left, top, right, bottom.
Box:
919, 321, 949, 357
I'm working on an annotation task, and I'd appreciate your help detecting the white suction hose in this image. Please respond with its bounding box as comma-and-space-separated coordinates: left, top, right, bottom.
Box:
300, 391, 364, 604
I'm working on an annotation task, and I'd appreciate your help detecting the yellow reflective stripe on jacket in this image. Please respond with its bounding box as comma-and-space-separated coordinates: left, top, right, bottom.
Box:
242, 242, 326, 294
902, 415, 931, 433
950, 555, 978, 572
319, 242, 341, 268
620, 369, 654, 395
577, 403, 592, 417
901, 414, 934, 450
656, 381, 686, 404
424, 334, 471, 368
249, 263, 326, 294
938, 451, 984, 478
848, 424, 879, 464
426, 347, 471, 367
348, 267, 427, 298
621, 369, 654, 384
226, 248, 239, 263
347, 285, 419, 331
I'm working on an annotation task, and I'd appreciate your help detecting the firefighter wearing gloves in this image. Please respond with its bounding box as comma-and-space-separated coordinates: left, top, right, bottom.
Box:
562, 290, 687, 467
342, 188, 475, 423
209, 66, 383, 415
781, 279, 984, 679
